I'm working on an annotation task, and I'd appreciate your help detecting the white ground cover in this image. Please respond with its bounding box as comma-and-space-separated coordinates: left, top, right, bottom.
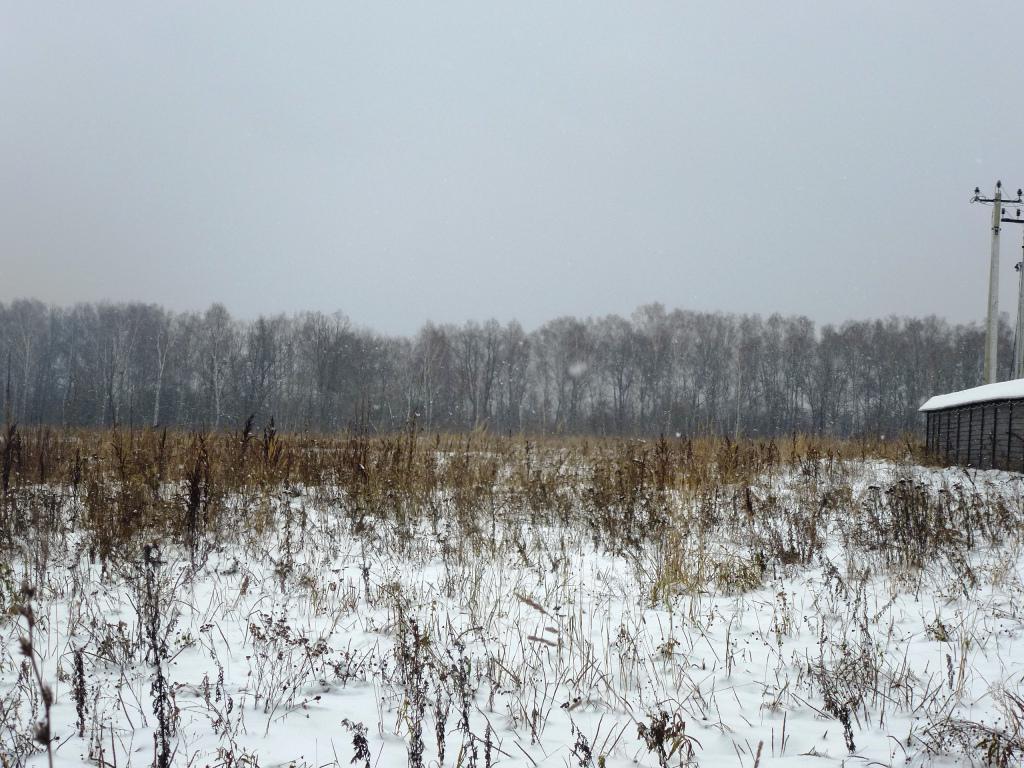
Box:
2, 460, 1024, 767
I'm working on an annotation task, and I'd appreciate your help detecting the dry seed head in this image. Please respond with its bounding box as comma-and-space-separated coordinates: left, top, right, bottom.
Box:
33, 721, 49, 744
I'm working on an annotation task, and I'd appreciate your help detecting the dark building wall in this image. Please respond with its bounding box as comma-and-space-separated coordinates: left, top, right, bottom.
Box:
926, 399, 1024, 470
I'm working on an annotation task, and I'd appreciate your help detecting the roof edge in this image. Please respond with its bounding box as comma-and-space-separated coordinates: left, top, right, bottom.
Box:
919, 378, 1024, 412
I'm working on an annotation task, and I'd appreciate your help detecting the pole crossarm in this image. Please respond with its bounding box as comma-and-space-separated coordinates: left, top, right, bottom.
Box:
973, 183, 1023, 205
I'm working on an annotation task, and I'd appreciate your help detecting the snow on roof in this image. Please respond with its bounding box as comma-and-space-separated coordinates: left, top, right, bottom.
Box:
919, 378, 1024, 412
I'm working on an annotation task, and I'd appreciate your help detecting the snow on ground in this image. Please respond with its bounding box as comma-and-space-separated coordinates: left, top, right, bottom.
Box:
3, 459, 1024, 767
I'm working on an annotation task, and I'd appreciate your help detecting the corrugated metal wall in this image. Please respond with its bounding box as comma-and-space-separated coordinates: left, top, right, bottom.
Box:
926, 399, 1024, 470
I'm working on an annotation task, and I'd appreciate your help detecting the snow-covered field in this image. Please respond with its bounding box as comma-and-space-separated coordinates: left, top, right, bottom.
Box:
2, 451, 1023, 767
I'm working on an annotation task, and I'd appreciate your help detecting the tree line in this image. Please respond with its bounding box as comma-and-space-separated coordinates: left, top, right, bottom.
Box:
0, 299, 1006, 438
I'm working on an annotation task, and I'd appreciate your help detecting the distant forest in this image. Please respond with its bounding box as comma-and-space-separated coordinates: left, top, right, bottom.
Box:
0, 299, 1007, 438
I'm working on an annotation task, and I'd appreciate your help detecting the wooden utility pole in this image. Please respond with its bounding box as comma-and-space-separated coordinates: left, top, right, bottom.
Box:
1015, 232, 1024, 378
987, 183, 1002, 384
999, 204, 1024, 379
973, 181, 1023, 383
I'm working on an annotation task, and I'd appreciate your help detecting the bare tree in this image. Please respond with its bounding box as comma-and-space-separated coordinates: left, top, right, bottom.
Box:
0, 297, 1001, 439
198, 304, 238, 429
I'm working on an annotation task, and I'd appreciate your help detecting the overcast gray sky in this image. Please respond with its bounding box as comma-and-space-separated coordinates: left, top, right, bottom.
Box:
3, 2, 1024, 334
